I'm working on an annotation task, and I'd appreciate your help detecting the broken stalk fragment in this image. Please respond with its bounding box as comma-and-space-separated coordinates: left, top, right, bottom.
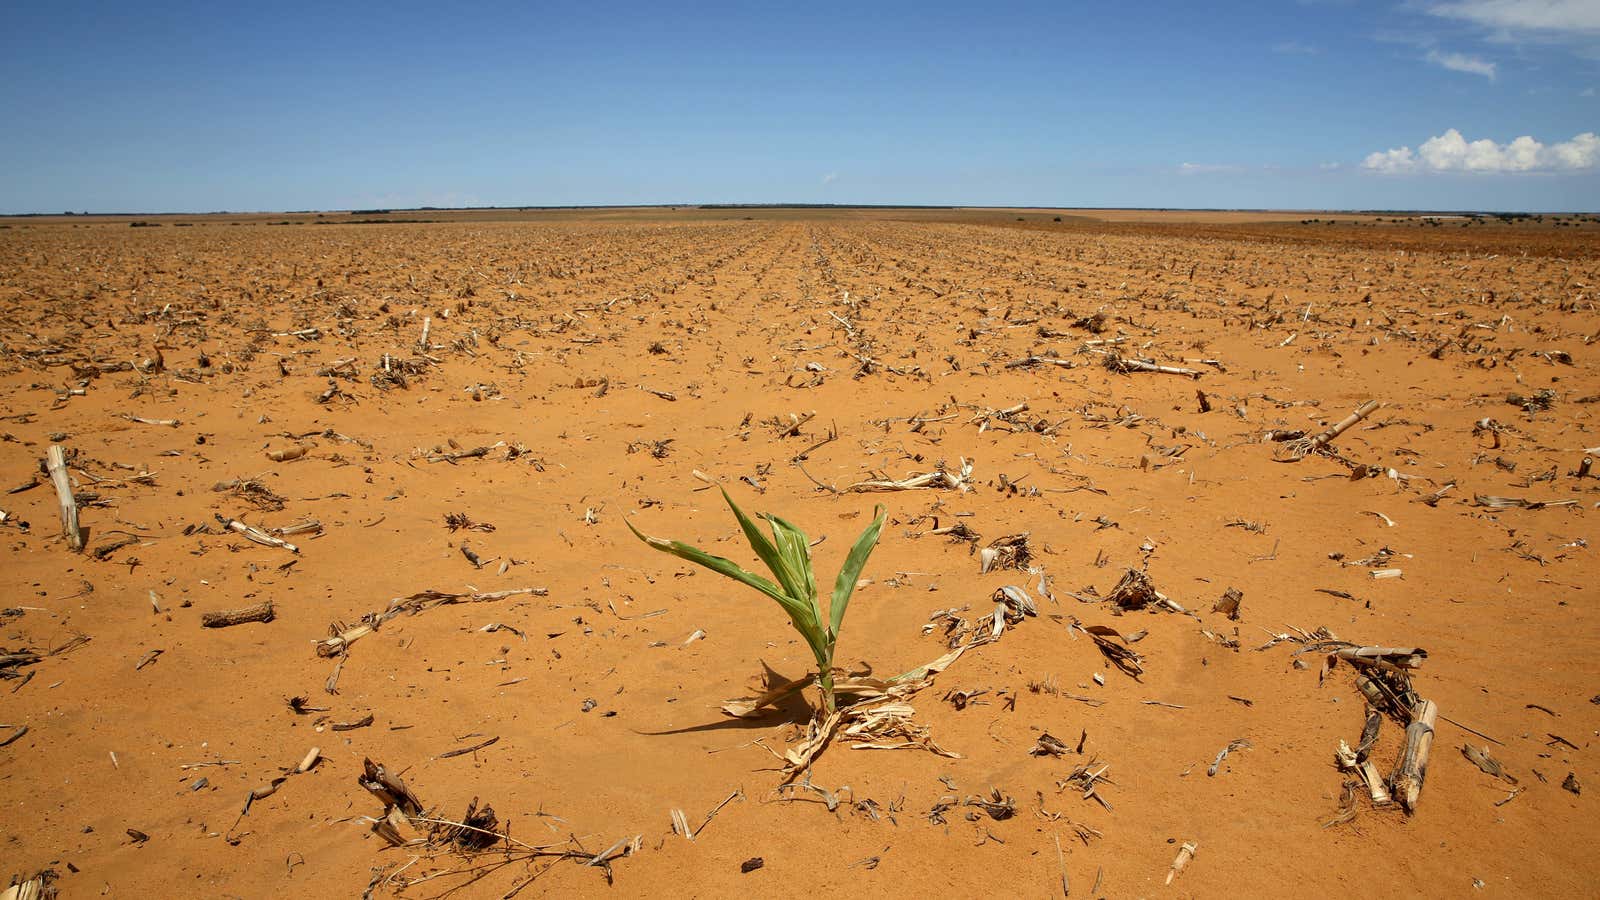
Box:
1166, 841, 1197, 884
46, 444, 83, 551
1391, 699, 1438, 813
1278, 399, 1380, 461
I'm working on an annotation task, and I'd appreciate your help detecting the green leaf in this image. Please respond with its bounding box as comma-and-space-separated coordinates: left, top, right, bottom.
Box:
721, 488, 811, 622
764, 512, 817, 607
626, 515, 830, 667
829, 504, 886, 641
626, 517, 787, 605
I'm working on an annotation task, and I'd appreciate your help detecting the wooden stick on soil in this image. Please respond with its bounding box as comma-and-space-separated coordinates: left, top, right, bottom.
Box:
46, 444, 83, 551
1391, 698, 1438, 813
201, 601, 275, 628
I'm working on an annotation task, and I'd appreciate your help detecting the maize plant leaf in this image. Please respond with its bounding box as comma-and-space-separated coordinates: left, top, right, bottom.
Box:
764, 513, 818, 607
720, 488, 809, 617
628, 492, 890, 713
830, 504, 886, 640
627, 517, 799, 618
625, 516, 829, 665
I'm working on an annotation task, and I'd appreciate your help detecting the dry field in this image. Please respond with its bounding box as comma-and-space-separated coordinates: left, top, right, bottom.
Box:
1, 209, 1597, 898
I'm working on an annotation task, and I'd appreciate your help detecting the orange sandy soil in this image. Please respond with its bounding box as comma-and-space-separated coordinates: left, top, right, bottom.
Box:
1, 209, 1596, 898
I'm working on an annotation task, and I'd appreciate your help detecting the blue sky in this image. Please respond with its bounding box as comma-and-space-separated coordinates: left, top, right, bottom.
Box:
2, 0, 1597, 212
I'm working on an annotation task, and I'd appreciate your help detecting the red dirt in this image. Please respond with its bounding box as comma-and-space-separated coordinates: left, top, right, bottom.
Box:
1, 208, 1596, 898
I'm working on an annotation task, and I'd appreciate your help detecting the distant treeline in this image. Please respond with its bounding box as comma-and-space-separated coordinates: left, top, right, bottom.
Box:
9, 205, 1594, 218
695, 203, 956, 210
1353, 210, 1525, 217
316, 218, 439, 225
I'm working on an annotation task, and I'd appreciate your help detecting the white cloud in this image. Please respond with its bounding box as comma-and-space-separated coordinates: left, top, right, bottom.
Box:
1363, 128, 1600, 173
1364, 147, 1419, 173
820, 172, 838, 185
1177, 162, 1243, 175
1425, 48, 1497, 78
1429, 0, 1600, 35
1272, 40, 1320, 55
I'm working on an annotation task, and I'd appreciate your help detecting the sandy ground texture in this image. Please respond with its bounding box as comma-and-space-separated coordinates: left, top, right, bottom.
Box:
1, 208, 1597, 898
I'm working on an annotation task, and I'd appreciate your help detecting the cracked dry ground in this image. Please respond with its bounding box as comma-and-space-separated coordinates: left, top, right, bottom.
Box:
0, 210, 1596, 897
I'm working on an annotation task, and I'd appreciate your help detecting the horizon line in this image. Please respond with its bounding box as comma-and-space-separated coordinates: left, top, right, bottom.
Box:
5, 203, 1595, 218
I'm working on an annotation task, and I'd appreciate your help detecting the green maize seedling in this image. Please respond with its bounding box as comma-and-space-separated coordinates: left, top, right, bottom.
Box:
627, 488, 887, 715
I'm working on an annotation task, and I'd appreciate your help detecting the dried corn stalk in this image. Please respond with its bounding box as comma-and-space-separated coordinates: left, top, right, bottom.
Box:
1391, 699, 1438, 812
842, 702, 959, 757
1103, 353, 1200, 378
317, 587, 546, 657
431, 796, 502, 850
1058, 758, 1115, 810
1335, 739, 1391, 805
1461, 744, 1517, 785
215, 514, 299, 553
1104, 568, 1184, 613
964, 788, 1016, 820
1473, 495, 1576, 510
848, 458, 972, 492
979, 532, 1032, 573
1083, 624, 1144, 678
1277, 399, 1380, 461
753, 586, 1037, 781
0, 872, 56, 900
